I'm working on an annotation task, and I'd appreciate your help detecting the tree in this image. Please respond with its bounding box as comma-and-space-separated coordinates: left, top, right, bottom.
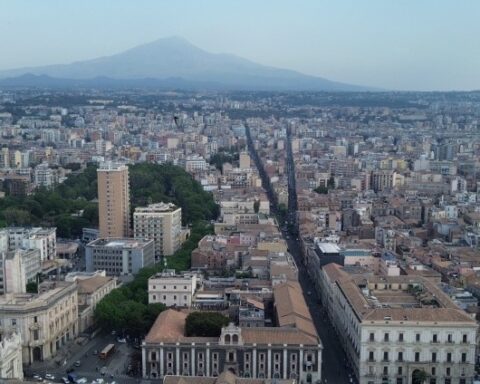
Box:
26, 281, 38, 293
185, 312, 230, 337
253, 200, 260, 213
412, 369, 428, 384
314, 186, 328, 194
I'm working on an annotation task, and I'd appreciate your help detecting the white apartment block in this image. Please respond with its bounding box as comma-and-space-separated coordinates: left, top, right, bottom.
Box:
0, 249, 42, 294
319, 264, 477, 384
134, 202, 183, 260
184, 155, 208, 173
0, 332, 23, 380
1, 227, 56, 262
0, 281, 78, 364
148, 270, 197, 307
34, 163, 58, 189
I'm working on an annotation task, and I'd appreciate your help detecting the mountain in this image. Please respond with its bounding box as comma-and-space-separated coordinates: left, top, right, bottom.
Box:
0, 37, 370, 91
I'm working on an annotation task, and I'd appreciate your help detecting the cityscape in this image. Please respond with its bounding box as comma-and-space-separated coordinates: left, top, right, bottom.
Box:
1, 2, 480, 384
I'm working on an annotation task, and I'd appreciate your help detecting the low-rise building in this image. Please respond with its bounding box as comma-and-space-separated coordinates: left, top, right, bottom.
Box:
142, 281, 322, 382
85, 238, 155, 276
75, 275, 116, 332
148, 270, 197, 307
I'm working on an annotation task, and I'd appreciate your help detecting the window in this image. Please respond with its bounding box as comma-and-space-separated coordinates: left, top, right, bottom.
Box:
397, 367, 402, 375
383, 352, 389, 362
415, 333, 420, 342
153, 295, 156, 300
396, 379, 403, 384
151, 352, 157, 360
462, 334, 468, 343
384, 333, 389, 342
383, 366, 388, 375
368, 351, 374, 362
431, 367, 436, 376
415, 352, 420, 362
34, 316, 38, 323
11, 319, 16, 326
432, 334, 438, 343
446, 367, 451, 376
397, 352, 403, 362
446, 353, 452, 363
398, 332, 404, 342
447, 334, 453, 343
369, 332, 375, 342
461, 353, 467, 363
432, 352, 436, 362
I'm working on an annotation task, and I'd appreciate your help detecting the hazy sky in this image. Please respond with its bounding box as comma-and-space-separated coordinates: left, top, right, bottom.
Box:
0, 0, 479, 91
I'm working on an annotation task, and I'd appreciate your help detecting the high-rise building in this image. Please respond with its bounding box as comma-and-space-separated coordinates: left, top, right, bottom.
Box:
97, 162, 131, 238
133, 202, 182, 260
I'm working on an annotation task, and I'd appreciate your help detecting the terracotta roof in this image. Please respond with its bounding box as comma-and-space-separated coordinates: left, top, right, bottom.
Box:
273, 281, 318, 340
145, 309, 187, 343
241, 327, 318, 345
163, 372, 295, 384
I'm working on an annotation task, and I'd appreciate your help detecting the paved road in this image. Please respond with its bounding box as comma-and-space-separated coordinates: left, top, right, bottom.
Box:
247, 124, 356, 384
25, 333, 143, 384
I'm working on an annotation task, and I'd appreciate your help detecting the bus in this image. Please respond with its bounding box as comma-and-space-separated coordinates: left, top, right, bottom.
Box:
99, 343, 115, 360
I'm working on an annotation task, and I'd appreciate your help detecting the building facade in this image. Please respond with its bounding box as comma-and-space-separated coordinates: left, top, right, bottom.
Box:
85, 238, 155, 276
134, 202, 183, 260
1, 227, 56, 262
142, 311, 322, 383
318, 264, 477, 384
0, 332, 23, 380
97, 162, 131, 238
0, 249, 42, 294
0, 281, 78, 364
75, 275, 117, 332
148, 270, 197, 307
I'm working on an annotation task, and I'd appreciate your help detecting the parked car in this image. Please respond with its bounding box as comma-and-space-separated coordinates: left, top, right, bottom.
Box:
116, 337, 126, 343
62, 377, 70, 384
33, 374, 43, 382
74, 361, 81, 367
45, 374, 55, 380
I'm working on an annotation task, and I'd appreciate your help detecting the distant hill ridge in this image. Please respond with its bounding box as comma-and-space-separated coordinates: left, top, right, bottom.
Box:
0, 36, 372, 91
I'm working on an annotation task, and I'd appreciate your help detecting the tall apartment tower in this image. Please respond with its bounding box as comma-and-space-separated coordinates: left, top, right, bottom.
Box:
133, 202, 182, 260
97, 162, 131, 238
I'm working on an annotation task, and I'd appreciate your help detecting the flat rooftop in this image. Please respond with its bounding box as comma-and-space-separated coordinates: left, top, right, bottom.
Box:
323, 263, 476, 324
88, 237, 152, 248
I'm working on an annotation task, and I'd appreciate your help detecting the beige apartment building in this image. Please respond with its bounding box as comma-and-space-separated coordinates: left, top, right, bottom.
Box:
134, 202, 182, 260
97, 162, 131, 238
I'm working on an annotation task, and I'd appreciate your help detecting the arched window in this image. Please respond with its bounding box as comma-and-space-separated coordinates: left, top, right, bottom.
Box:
232, 334, 239, 343
225, 334, 231, 344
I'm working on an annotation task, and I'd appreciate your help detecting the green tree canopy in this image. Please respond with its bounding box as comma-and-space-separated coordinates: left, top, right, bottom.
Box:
185, 312, 230, 337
